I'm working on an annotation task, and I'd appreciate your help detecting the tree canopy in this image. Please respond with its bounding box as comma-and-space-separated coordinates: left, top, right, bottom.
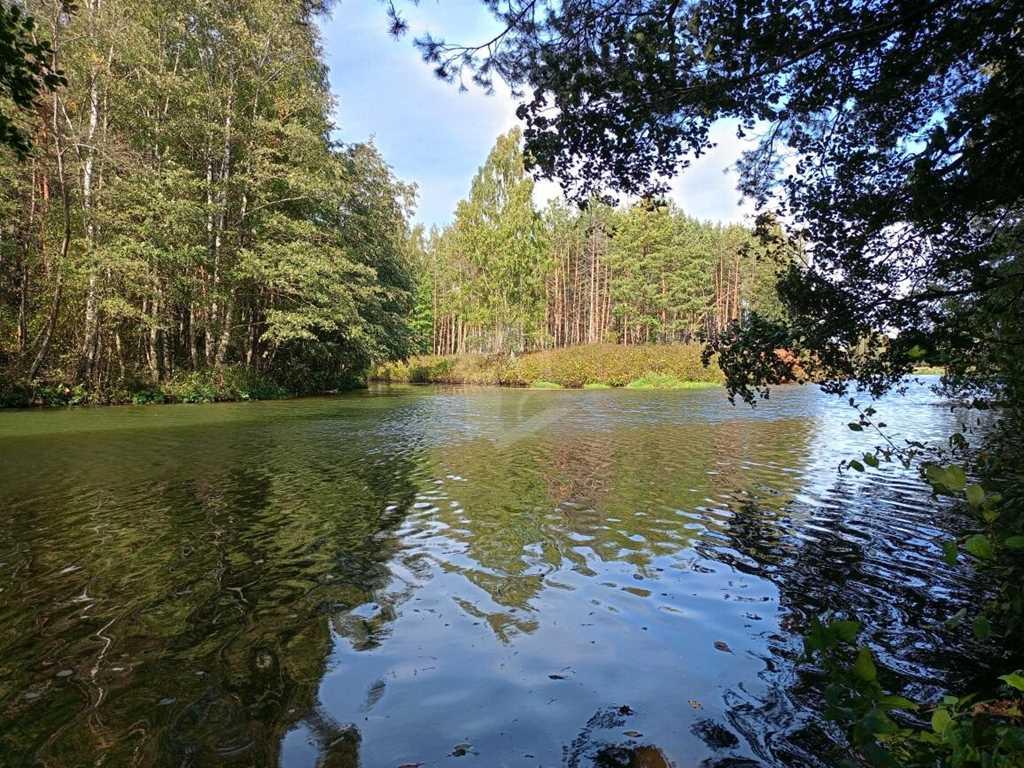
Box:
398, 0, 1024, 402
1, 0, 415, 402
412, 129, 790, 356
0, 1, 64, 154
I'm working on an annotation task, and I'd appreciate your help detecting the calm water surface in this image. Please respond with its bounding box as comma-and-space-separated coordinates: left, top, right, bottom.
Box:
0, 380, 985, 767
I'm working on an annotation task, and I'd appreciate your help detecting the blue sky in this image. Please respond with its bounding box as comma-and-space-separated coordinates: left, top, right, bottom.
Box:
318, 2, 754, 228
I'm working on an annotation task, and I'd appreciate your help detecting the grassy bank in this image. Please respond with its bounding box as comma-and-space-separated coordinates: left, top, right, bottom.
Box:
371, 344, 724, 389
0, 367, 316, 409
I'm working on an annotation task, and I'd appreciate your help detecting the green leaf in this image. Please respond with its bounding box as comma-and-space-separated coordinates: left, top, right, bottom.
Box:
964, 534, 994, 560
999, 672, 1024, 692
847, 422, 863, 431
925, 464, 967, 493
853, 646, 877, 682
943, 465, 967, 490
941, 540, 958, 566
1004, 536, 1024, 550
864, 453, 879, 468
965, 484, 985, 508
931, 708, 953, 734
831, 620, 861, 643
879, 695, 918, 710
861, 707, 897, 736
849, 459, 865, 472
803, 617, 828, 653
973, 615, 992, 641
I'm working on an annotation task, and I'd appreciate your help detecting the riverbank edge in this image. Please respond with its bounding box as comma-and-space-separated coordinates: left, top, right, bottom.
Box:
0, 366, 364, 409
370, 343, 727, 389
0, 348, 725, 409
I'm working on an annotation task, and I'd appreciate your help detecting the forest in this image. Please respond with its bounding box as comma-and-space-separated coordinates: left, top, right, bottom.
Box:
0, 0, 417, 404
2, 1, 1024, 767
0, 4, 787, 405
410, 129, 790, 357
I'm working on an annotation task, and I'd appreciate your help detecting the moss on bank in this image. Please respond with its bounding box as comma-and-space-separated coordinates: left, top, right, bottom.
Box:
624, 373, 720, 390
371, 343, 724, 389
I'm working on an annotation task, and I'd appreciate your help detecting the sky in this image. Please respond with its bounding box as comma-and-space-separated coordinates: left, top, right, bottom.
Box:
318, 1, 755, 229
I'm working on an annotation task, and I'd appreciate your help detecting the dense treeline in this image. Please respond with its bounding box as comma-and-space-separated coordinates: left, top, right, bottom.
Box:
411, 129, 794, 356
0, 0, 416, 403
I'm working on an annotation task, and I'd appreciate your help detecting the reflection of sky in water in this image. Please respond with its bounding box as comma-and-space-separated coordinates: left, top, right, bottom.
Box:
0, 379, 986, 767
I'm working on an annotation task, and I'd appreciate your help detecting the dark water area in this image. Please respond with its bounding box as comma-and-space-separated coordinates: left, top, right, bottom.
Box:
0, 379, 988, 767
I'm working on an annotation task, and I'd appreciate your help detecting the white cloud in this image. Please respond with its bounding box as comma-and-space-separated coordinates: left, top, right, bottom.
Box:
320, 6, 758, 227
668, 119, 757, 223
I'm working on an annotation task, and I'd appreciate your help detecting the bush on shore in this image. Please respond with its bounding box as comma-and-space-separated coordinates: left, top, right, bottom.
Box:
1, 366, 297, 408
371, 344, 725, 388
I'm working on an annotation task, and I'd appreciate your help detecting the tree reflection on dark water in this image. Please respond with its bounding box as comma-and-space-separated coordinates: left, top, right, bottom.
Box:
0, 380, 985, 767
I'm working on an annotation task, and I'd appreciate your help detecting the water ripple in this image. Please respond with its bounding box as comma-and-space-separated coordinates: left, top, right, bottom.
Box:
0, 379, 988, 767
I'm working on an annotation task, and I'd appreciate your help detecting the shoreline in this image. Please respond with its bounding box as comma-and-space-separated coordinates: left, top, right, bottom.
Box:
371, 343, 726, 390
0, 378, 725, 412
0, 366, 360, 411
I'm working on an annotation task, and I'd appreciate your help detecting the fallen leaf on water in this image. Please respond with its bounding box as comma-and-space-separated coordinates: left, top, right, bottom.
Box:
549, 674, 567, 680
689, 699, 703, 710
714, 641, 733, 653
623, 730, 643, 737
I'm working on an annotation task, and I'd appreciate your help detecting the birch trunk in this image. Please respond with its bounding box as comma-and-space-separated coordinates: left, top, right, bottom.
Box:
78, 2, 109, 379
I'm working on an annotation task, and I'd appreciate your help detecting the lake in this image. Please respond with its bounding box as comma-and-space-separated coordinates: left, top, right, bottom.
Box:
0, 380, 985, 767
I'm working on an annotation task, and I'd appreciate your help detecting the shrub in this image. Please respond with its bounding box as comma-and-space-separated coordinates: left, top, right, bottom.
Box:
162, 367, 289, 403
131, 388, 166, 405
0, 377, 33, 408
370, 344, 725, 388
624, 372, 720, 390
2, 366, 298, 409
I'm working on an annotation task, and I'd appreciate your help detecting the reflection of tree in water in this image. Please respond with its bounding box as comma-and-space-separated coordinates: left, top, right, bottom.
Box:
0, 423, 421, 768
428, 416, 813, 636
